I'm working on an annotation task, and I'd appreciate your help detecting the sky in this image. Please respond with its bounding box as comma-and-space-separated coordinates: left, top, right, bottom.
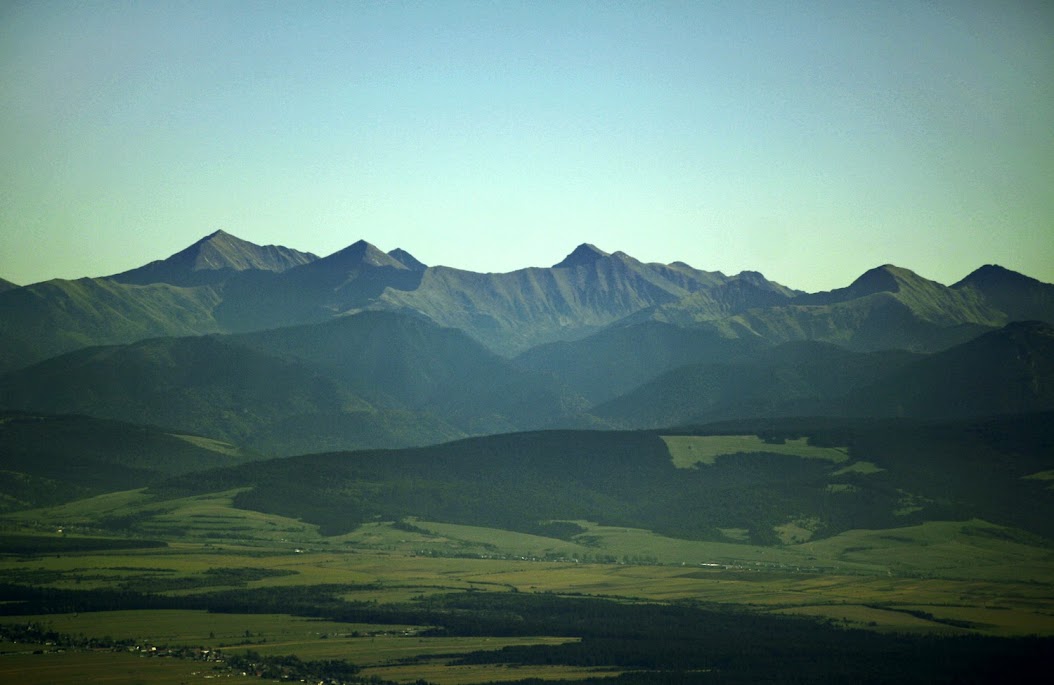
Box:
1, 0, 1052, 292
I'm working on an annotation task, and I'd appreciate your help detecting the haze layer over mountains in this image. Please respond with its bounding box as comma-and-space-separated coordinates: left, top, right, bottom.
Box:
1, 230, 1051, 457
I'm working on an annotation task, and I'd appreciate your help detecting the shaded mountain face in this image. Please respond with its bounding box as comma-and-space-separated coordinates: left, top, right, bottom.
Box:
0, 277, 223, 374
953, 264, 1054, 324
0, 411, 258, 511
110, 229, 318, 286
210, 239, 428, 333
229, 310, 589, 433
703, 265, 1006, 353
387, 247, 427, 271
0, 277, 18, 293
0, 311, 589, 455
0, 334, 371, 449
590, 340, 924, 428
590, 320, 1054, 428
375, 247, 742, 354
1, 229, 1050, 394
841, 320, 1054, 419
515, 320, 768, 404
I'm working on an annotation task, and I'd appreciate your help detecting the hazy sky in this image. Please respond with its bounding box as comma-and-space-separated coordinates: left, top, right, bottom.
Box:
2, 1, 1052, 291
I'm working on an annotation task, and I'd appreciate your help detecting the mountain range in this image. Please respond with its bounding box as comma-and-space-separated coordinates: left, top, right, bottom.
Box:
2, 230, 1053, 456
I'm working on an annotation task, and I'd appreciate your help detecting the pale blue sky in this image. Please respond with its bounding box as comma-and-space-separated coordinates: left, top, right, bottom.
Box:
1, 0, 1052, 291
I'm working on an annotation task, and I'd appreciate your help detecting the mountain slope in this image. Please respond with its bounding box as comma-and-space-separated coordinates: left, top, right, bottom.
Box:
0, 411, 257, 511
592, 341, 922, 428
515, 320, 768, 404
714, 265, 1004, 352
376, 246, 733, 354
0, 311, 589, 454
0, 277, 223, 374
625, 270, 800, 327
211, 239, 426, 332
111, 229, 318, 286
387, 247, 428, 271
231, 311, 588, 433
0, 277, 18, 293
4, 231, 1051, 384
952, 264, 1054, 324
844, 320, 1054, 419
0, 333, 462, 455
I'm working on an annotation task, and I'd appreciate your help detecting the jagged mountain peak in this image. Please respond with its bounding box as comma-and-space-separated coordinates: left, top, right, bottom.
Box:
110, 230, 317, 285
388, 248, 428, 271
317, 240, 407, 270
553, 243, 610, 268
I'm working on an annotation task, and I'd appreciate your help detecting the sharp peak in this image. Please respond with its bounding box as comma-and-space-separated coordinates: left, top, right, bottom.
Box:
197, 229, 241, 243
170, 230, 255, 258
320, 239, 405, 268
553, 243, 611, 268
388, 247, 427, 271
329, 239, 381, 255
954, 263, 1039, 286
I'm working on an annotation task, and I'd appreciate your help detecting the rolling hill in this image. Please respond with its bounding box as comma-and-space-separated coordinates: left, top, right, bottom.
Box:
0, 311, 591, 455
0, 411, 258, 511
592, 340, 923, 428
147, 414, 1054, 544
842, 320, 1054, 419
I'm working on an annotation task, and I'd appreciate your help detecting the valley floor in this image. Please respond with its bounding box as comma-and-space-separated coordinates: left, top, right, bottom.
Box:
2, 492, 1054, 683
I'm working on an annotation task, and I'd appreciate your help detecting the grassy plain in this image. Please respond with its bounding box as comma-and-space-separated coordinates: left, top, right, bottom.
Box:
3, 504, 1053, 639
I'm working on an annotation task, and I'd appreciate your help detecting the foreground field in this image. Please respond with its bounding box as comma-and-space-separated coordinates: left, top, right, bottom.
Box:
3, 421, 1053, 684
3, 499, 1054, 641
0, 650, 213, 685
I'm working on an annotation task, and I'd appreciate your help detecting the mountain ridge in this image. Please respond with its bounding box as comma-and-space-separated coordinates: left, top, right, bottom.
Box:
1, 230, 1051, 375
111, 229, 318, 286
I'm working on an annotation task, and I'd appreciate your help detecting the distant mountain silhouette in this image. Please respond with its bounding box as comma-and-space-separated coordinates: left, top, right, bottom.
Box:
953, 264, 1054, 324
842, 320, 1054, 419
111, 229, 317, 286
2, 230, 1052, 453
0, 311, 589, 455
552, 243, 610, 268
388, 247, 428, 271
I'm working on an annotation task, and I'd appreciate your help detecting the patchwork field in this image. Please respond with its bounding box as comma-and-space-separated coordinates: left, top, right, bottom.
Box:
3, 425, 1053, 683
